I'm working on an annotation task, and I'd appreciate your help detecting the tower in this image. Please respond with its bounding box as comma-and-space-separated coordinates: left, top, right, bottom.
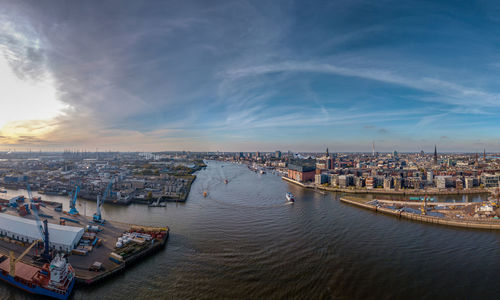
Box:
372, 141, 375, 157
326, 148, 329, 157
484, 148, 486, 161
433, 145, 438, 165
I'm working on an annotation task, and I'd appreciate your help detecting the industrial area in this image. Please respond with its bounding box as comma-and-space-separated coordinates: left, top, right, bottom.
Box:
0, 180, 169, 299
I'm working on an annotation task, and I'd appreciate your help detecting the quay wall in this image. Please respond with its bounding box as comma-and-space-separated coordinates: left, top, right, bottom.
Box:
340, 197, 500, 230
76, 229, 169, 286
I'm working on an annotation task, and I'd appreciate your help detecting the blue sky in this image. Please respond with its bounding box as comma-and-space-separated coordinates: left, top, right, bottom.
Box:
1, 0, 500, 152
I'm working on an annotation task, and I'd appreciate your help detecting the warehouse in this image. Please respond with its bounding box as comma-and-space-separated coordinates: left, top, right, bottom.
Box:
0, 213, 83, 252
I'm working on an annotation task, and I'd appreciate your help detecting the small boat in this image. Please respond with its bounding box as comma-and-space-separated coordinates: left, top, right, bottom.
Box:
203, 191, 208, 197
0, 188, 6, 193
224, 179, 228, 184
259, 170, 266, 174
286, 192, 295, 202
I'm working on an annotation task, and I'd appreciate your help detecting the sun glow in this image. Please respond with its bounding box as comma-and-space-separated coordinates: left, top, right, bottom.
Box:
0, 42, 67, 142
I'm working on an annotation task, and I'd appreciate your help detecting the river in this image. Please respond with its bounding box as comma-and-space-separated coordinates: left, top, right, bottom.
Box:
1, 160, 500, 299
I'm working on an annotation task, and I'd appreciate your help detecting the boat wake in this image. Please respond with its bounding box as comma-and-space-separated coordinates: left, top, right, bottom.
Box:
209, 196, 292, 209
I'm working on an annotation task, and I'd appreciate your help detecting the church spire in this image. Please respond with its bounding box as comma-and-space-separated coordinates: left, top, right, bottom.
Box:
433, 145, 437, 165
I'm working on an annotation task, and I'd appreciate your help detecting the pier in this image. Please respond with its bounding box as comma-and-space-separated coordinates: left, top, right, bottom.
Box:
340, 197, 500, 230
0, 200, 169, 287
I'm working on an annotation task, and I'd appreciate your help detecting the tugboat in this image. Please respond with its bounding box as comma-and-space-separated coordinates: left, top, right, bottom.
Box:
0, 252, 75, 299
286, 192, 295, 203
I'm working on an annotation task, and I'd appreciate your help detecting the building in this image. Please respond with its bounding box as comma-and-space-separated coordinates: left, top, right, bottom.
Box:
0, 213, 83, 252
288, 163, 316, 182
427, 171, 434, 184
315, 173, 329, 185
315, 149, 334, 171
355, 177, 365, 188
383, 177, 393, 190
329, 174, 339, 187
435, 175, 453, 189
464, 177, 475, 189
366, 177, 376, 189
394, 177, 403, 190
481, 174, 499, 188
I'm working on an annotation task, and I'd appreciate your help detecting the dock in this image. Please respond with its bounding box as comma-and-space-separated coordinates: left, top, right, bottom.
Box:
340, 197, 500, 230
0, 200, 169, 287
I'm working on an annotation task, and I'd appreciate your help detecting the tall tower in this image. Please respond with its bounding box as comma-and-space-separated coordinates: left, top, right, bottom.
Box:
372, 141, 375, 156
484, 148, 486, 161
326, 148, 329, 157
433, 145, 438, 165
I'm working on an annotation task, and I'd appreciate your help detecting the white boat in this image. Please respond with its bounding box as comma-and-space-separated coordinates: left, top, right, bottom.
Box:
286, 192, 295, 202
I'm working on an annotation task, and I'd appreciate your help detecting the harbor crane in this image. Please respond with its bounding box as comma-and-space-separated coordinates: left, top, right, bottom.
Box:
68, 185, 80, 216
9, 239, 41, 276
93, 177, 114, 224
27, 183, 52, 261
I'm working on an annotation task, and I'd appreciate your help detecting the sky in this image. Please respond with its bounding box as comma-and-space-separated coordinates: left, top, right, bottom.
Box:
1, 0, 500, 152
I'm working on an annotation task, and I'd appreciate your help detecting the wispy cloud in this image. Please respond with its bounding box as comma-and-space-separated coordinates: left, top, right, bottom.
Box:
223, 61, 500, 109
2, 0, 500, 151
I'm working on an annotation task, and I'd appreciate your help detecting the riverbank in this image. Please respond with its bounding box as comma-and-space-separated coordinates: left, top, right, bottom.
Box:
282, 176, 490, 196
340, 196, 500, 230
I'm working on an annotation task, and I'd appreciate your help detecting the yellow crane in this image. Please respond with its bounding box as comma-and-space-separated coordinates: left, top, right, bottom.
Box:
9, 239, 41, 276
421, 196, 427, 215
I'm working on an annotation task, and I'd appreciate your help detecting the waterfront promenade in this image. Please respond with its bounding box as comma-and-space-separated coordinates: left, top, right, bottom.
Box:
282, 176, 490, 196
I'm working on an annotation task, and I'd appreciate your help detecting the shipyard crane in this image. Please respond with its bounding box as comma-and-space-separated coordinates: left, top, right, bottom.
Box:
27, 183, 52, 261
9, 239, 41, 276
93, 177, 114, 224
68, 185, 80, 216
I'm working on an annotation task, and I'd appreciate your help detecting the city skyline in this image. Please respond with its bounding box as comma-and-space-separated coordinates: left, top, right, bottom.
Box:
2, 1, 500, 151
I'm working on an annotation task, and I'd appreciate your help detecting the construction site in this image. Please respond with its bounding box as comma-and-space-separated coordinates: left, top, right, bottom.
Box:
341, 193, 500, 230
0, 182, 169, 293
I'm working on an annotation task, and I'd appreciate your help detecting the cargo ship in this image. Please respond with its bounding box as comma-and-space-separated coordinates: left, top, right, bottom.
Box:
0, 253, 75, 299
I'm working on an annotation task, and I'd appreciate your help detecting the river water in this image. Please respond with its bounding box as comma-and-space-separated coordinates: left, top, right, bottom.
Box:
1, 160, 500, 299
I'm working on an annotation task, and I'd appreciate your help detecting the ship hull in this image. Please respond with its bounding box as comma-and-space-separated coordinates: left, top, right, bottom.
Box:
0, 270, 74, 300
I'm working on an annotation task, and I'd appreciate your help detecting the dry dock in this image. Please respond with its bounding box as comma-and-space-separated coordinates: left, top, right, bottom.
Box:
340, 197, 500, 230
0, 199, 169, 287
